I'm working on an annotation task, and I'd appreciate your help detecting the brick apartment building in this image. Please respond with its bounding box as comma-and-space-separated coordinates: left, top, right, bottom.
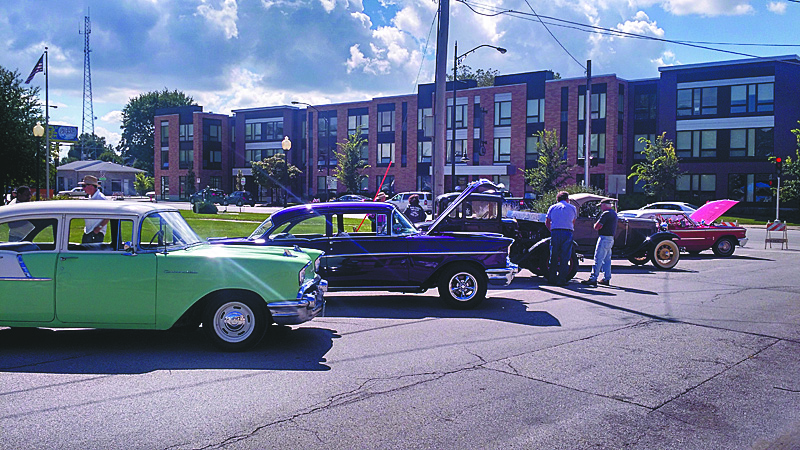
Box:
154, 55, 800, 208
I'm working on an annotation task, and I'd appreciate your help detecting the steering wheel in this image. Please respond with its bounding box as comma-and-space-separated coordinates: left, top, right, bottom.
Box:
148, 230, 164, 247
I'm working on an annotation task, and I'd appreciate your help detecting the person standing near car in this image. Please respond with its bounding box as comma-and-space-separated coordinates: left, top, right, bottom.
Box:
582, 199, 618, 287
7, 186, 31, 205
403, 194, 425, 224
545, 191, 577, 286
80, 175, 109, 244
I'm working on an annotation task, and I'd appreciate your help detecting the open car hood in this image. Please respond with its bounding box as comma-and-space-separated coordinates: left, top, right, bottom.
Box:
426, 179, 500, 234
690, 199, 738, 224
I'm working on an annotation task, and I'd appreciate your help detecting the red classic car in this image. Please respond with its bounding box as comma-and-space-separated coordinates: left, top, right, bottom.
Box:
621, 200, 748, 256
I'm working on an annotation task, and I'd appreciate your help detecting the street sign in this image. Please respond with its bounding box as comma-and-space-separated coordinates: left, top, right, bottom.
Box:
47, 125, 79, 143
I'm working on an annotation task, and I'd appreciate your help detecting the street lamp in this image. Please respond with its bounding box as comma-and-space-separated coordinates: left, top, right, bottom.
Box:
292, 101, 332, 201
281, 136, 291, 205
451, 42, 507, 192
33, 122, 44, 201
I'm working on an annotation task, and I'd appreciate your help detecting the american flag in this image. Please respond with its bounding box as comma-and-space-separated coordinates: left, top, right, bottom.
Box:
25, 55, 44, 84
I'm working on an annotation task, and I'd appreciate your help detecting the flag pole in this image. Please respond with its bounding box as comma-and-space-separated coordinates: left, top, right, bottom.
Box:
45, 47, 50, 199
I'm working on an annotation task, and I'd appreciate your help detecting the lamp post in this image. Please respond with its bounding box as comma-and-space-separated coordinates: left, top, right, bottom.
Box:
292, 101, 331, 201
281, 136, 291, 206
451, 42, 507, 192
33, 122, 44, 201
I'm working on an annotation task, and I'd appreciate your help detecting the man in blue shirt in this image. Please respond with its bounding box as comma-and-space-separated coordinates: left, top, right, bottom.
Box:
582, 199, 618, 287
545, 191, 577, 286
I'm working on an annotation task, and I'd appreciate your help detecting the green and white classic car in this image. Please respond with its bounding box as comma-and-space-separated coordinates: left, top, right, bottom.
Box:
0, 201, 327, 351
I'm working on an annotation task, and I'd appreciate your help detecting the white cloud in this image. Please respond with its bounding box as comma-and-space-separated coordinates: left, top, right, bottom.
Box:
651, 50, 680, 67
632, 0, 755, 16
196, 0, 239, 39
101, 111, 123, 124
351, 11, 372, 28
767, 1, 787, 13
94, 125, 122, 149
319, 0, 336, 13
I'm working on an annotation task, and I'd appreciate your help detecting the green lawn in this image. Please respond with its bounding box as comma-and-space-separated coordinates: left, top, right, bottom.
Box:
718, 215, 797, 226
180, 210, 269, 239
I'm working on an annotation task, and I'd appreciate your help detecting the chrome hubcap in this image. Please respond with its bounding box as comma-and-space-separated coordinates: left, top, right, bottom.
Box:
213, 302, 255, 343
657, 244, 676, 263
449, 272, 477, 302
718, 241, 731, 252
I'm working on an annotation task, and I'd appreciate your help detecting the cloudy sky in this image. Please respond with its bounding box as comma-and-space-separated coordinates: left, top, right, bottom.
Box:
2, 0, 797, 153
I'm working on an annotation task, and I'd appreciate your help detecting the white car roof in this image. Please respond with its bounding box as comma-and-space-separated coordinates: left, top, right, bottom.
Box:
1, 200, 177, 219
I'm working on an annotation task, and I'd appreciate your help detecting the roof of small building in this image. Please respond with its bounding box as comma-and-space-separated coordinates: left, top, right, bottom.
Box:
56, 160, 145, 174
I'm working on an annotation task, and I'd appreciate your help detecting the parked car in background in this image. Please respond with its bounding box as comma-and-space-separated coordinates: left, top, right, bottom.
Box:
638, 202, 699, 213
211, 192, 517, 309
388, 191, 434, 214
222, 191, 256, 207
190, 188, 225, 205
0, 201, 327, 351
620, 200, 747, 256
58, 187, 88, 198
335, 194, 369, 202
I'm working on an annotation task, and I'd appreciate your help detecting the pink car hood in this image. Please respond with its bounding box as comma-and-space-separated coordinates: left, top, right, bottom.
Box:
690, 199, 738, 224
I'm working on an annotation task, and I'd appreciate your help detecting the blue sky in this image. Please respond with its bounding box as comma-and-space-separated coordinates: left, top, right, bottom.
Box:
2, 0, 797, 155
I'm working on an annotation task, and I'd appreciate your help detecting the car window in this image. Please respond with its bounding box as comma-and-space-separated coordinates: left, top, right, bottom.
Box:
467, 200, 498, 220
392, 211, 416, 235
66, 218, 134, 251
139, 212, 202, 251
391, 194, 402, 202
0, 218, 58, 251
579, 201, 601, 218
271, 215, 328, 239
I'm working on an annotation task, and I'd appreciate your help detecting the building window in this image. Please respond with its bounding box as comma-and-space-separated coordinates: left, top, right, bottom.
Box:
576, 174, 606, 191
179, 148, 193, 170
633, 134, 655, 160
160, 176, 169, 199
161, 148, 169, 169
318, 115, 337, 166
417, 175, 431, 192
359, 141, 369, 163
179, 124, 193, 141
731, 83, 774, 114
677, 174, 716, 194
494, 101, 512, 126
446, 140, 467, 163
378, 110, 395, 132
348, 114, 368, 135
493, 137, 511, 163
447, 104, 467, 129
377, 143, 395, 166
676, 130, 717, 158
578, 93, 607, 120
634, 93, 656, 120
526, 135, 540, 163
179, 176, 188, 200
209, 176, 222, 189
677, 87, 717, 117
577, 133, 606, 160
206, 124, 221, 142
491, 175, 510, 190
418, 141, 432, 163
418, 108, 433, 136
728, 173, 773, 202
526, 99, 544, 124
160, 121, 169, 145
729, 128, 773, 158
377, 175, 395, 194
245, 123, 262, 141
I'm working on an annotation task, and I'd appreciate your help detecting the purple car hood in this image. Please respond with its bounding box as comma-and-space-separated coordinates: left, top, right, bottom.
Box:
425, 179, 502, 234
690, 199, 738, 224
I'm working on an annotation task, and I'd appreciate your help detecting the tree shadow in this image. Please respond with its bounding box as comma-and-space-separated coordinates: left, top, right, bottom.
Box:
536, 287, 678, 323
681, 253, 775, 261
0, 325, 338, 375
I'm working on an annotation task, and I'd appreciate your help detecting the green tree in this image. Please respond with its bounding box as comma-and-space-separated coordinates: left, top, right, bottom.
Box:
628, 133, 683, 201
186, 169, 197, 196
98, 150, 123, 164
134, 172, 154, 196
335, 128, 370, 194
447, 65, 498, 87
530, 183, 605, 213
74, 133, 112, 160
0, 65, 43, 196
251, 153, 301, 206
777, 123, 800, 211
521, 130, 571, 195
118, 89, 195, 174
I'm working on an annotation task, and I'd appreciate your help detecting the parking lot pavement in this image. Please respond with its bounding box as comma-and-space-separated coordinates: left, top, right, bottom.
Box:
1, 227, 799, 449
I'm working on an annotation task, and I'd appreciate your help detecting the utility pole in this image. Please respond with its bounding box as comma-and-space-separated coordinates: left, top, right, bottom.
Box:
433, 0, 449, 210
80, 13, 95, 160
584, 60, 591, 187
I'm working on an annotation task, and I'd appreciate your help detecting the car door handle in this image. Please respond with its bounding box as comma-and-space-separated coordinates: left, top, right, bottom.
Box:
60, 256, 78, 261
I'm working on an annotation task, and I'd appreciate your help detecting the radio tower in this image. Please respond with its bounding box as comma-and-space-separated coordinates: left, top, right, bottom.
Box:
80, 13, 94, 159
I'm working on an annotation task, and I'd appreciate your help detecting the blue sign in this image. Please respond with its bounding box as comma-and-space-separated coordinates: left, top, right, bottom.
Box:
48, 125, 79, 142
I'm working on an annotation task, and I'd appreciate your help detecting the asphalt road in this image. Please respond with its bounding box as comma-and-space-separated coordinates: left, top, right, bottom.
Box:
1, 228, 799, 449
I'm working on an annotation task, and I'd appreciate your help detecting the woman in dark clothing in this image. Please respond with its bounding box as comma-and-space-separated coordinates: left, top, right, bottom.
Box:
403, 194, 426, 224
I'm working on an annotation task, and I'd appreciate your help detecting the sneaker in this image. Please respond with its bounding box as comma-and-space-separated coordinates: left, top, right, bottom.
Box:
598, 279, 610, 286
581, 279, 597, 287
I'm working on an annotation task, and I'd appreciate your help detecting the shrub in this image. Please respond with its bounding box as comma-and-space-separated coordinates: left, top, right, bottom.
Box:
529, 184, 605, 213
193, 200, 218, 214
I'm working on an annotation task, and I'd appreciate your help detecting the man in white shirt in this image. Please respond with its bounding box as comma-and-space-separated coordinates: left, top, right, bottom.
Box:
80, 175, 109, 244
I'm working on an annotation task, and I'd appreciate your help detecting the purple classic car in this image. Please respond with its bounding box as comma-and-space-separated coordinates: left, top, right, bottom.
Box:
212, 183, 517, 309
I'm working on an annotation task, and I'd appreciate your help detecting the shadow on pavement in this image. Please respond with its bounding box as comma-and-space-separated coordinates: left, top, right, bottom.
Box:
0, 325, 338, 375
321, 294, 561, 328
538, 286, 677, 323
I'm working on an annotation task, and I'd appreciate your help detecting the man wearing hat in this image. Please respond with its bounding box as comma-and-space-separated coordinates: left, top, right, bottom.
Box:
80, 175, 109, 243
581, 199, 618, 287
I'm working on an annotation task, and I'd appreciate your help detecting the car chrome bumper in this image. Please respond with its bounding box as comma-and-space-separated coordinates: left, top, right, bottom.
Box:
486, 258, 519, 286
268, 276, 328, 325
739, 237, 749, 247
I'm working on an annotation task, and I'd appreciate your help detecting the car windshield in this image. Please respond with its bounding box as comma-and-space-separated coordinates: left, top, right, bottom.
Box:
139, 211, 203, 250
392, 211, 417, 235
248, 218, 273, 240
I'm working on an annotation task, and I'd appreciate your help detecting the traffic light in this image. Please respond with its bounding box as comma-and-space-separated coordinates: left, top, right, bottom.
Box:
775, 157, 783, 175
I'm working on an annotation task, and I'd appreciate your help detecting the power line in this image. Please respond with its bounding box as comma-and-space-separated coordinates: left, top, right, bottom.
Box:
520, 0, 586, 71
